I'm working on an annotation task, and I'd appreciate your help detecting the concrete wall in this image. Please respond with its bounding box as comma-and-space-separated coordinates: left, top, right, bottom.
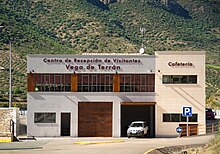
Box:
27, 92, 155, 137
155, 51, 206, 137
0, 108, 19, 137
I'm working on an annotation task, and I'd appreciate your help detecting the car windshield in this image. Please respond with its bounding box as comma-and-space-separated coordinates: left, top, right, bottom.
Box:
130, 123, 143, 127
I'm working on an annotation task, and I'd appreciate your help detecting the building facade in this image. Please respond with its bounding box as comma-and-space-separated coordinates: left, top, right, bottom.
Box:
27, 51, 206, 137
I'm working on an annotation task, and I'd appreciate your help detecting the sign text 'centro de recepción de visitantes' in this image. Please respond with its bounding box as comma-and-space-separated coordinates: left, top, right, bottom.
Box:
42, 57, 142, 71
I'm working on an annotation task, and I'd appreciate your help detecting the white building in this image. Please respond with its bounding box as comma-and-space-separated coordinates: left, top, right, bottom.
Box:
27, 51, 206, 137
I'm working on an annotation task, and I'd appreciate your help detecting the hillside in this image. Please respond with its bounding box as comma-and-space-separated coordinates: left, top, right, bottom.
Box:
0, 0, 219, 106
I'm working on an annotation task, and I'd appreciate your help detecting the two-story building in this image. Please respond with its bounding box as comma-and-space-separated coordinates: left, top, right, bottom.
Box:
27, 51, 206, 137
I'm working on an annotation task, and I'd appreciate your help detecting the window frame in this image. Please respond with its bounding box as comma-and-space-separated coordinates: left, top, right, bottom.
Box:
34, 74, 71, 92
162, 75, 197, 84
78, 74, 114, 92
34, 112, 56, 123
120, 74, 155, 92
163, 113, 198, 122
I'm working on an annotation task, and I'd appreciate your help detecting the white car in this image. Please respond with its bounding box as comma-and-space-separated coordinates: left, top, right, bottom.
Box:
127, 121, 148, 138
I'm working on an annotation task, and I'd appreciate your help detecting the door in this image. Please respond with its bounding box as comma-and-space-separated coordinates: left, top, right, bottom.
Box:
61, 113, 71, 136
78, 102, 112, 137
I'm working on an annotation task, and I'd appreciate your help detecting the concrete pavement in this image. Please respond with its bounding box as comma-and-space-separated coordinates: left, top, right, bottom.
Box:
0, 134, 215, 154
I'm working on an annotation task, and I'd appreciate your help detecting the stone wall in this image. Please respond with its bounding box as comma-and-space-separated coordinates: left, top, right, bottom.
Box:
0, 108, 19, 137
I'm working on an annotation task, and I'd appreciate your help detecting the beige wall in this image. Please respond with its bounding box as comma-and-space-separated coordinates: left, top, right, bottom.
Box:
155, 51, 206, 137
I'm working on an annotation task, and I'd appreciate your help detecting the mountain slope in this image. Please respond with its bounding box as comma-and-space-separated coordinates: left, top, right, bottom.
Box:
0, 0, 219, 105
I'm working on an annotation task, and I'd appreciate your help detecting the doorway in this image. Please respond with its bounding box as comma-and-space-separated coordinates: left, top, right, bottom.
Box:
61, 113, 71, 136
121, 103, 155, 137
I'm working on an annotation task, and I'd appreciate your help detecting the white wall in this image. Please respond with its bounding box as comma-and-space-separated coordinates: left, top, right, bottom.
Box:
27, 92, 155, 137
155, 51, 206, 137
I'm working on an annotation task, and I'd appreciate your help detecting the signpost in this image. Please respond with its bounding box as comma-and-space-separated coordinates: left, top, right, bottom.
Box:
176, 126, 182, 137
182, 107, 192, 136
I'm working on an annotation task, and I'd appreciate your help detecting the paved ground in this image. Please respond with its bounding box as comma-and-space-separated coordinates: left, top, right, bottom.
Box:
0, 134, 215, 154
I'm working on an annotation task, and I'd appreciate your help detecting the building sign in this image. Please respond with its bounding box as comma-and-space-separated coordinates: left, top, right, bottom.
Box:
168, 62, 193, 67
27, 55, 155, 73
42, 57, 142, 71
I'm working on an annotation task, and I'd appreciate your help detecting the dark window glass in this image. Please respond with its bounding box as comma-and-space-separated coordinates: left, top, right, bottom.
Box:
181, 76, 187, 83
163, 113, 198, 122
163, 114, 170, 122
189, 114, 198, 122
181, 116, 187, 122
120, 74, 155, 92
189, 76, 197, 83
162, 75, 197, 84
34, 74, 71, 92
78, 74, 113, 92
34, 113, 56, 123
171, 114, 180, 122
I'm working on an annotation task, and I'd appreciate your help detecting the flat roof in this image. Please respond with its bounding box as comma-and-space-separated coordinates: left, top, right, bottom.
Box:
27, 51, 205, 57
156, 51, 205, 55
27, 54, 156, 58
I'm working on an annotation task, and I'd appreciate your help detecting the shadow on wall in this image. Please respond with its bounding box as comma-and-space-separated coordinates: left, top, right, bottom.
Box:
171, 87, 205, 111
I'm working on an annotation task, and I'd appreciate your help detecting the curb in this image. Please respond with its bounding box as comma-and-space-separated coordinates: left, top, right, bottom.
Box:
0, 139, 12, 143
143, 146, 165, 154
74, 140, 124, 145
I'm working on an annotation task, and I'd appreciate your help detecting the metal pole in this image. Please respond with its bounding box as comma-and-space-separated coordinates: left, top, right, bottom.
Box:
0, 25, 12, 107
9, 41, 12, 108
140, 27, 145, 48
186, 116, 189, 136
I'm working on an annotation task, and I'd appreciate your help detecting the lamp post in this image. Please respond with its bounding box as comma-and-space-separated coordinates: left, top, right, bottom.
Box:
9, 41, 12, 108
140, 27, 146, 48
0, 25, 12, 108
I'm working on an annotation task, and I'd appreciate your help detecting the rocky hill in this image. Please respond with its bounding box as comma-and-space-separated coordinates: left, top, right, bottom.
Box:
0, 0, 219, 107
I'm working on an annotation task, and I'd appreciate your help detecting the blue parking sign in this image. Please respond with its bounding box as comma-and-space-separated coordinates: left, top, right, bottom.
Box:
182, 107, 192, 117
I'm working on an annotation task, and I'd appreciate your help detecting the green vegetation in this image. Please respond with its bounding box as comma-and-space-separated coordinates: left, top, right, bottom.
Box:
0, 102, 27, 110
0, 0, 219, 104
202, 131, 220, 153
207, 64, 220, 70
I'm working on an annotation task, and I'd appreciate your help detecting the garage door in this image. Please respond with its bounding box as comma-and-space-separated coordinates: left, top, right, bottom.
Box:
78, 102, 112, 137
121, 102, 155, 137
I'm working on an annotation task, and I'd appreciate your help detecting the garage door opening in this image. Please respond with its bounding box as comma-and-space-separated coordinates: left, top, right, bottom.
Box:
78, 102, 112, 137
121, 103, 155, 137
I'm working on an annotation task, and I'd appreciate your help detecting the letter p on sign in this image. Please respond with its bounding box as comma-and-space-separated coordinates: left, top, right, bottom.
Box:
182, 107, 192, 117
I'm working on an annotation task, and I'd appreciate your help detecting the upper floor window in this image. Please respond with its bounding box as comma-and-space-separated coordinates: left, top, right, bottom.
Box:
78, 74, 113, 92
34, 74, 71, 92
162, 75, 197, 84
120, 74, 155, 92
